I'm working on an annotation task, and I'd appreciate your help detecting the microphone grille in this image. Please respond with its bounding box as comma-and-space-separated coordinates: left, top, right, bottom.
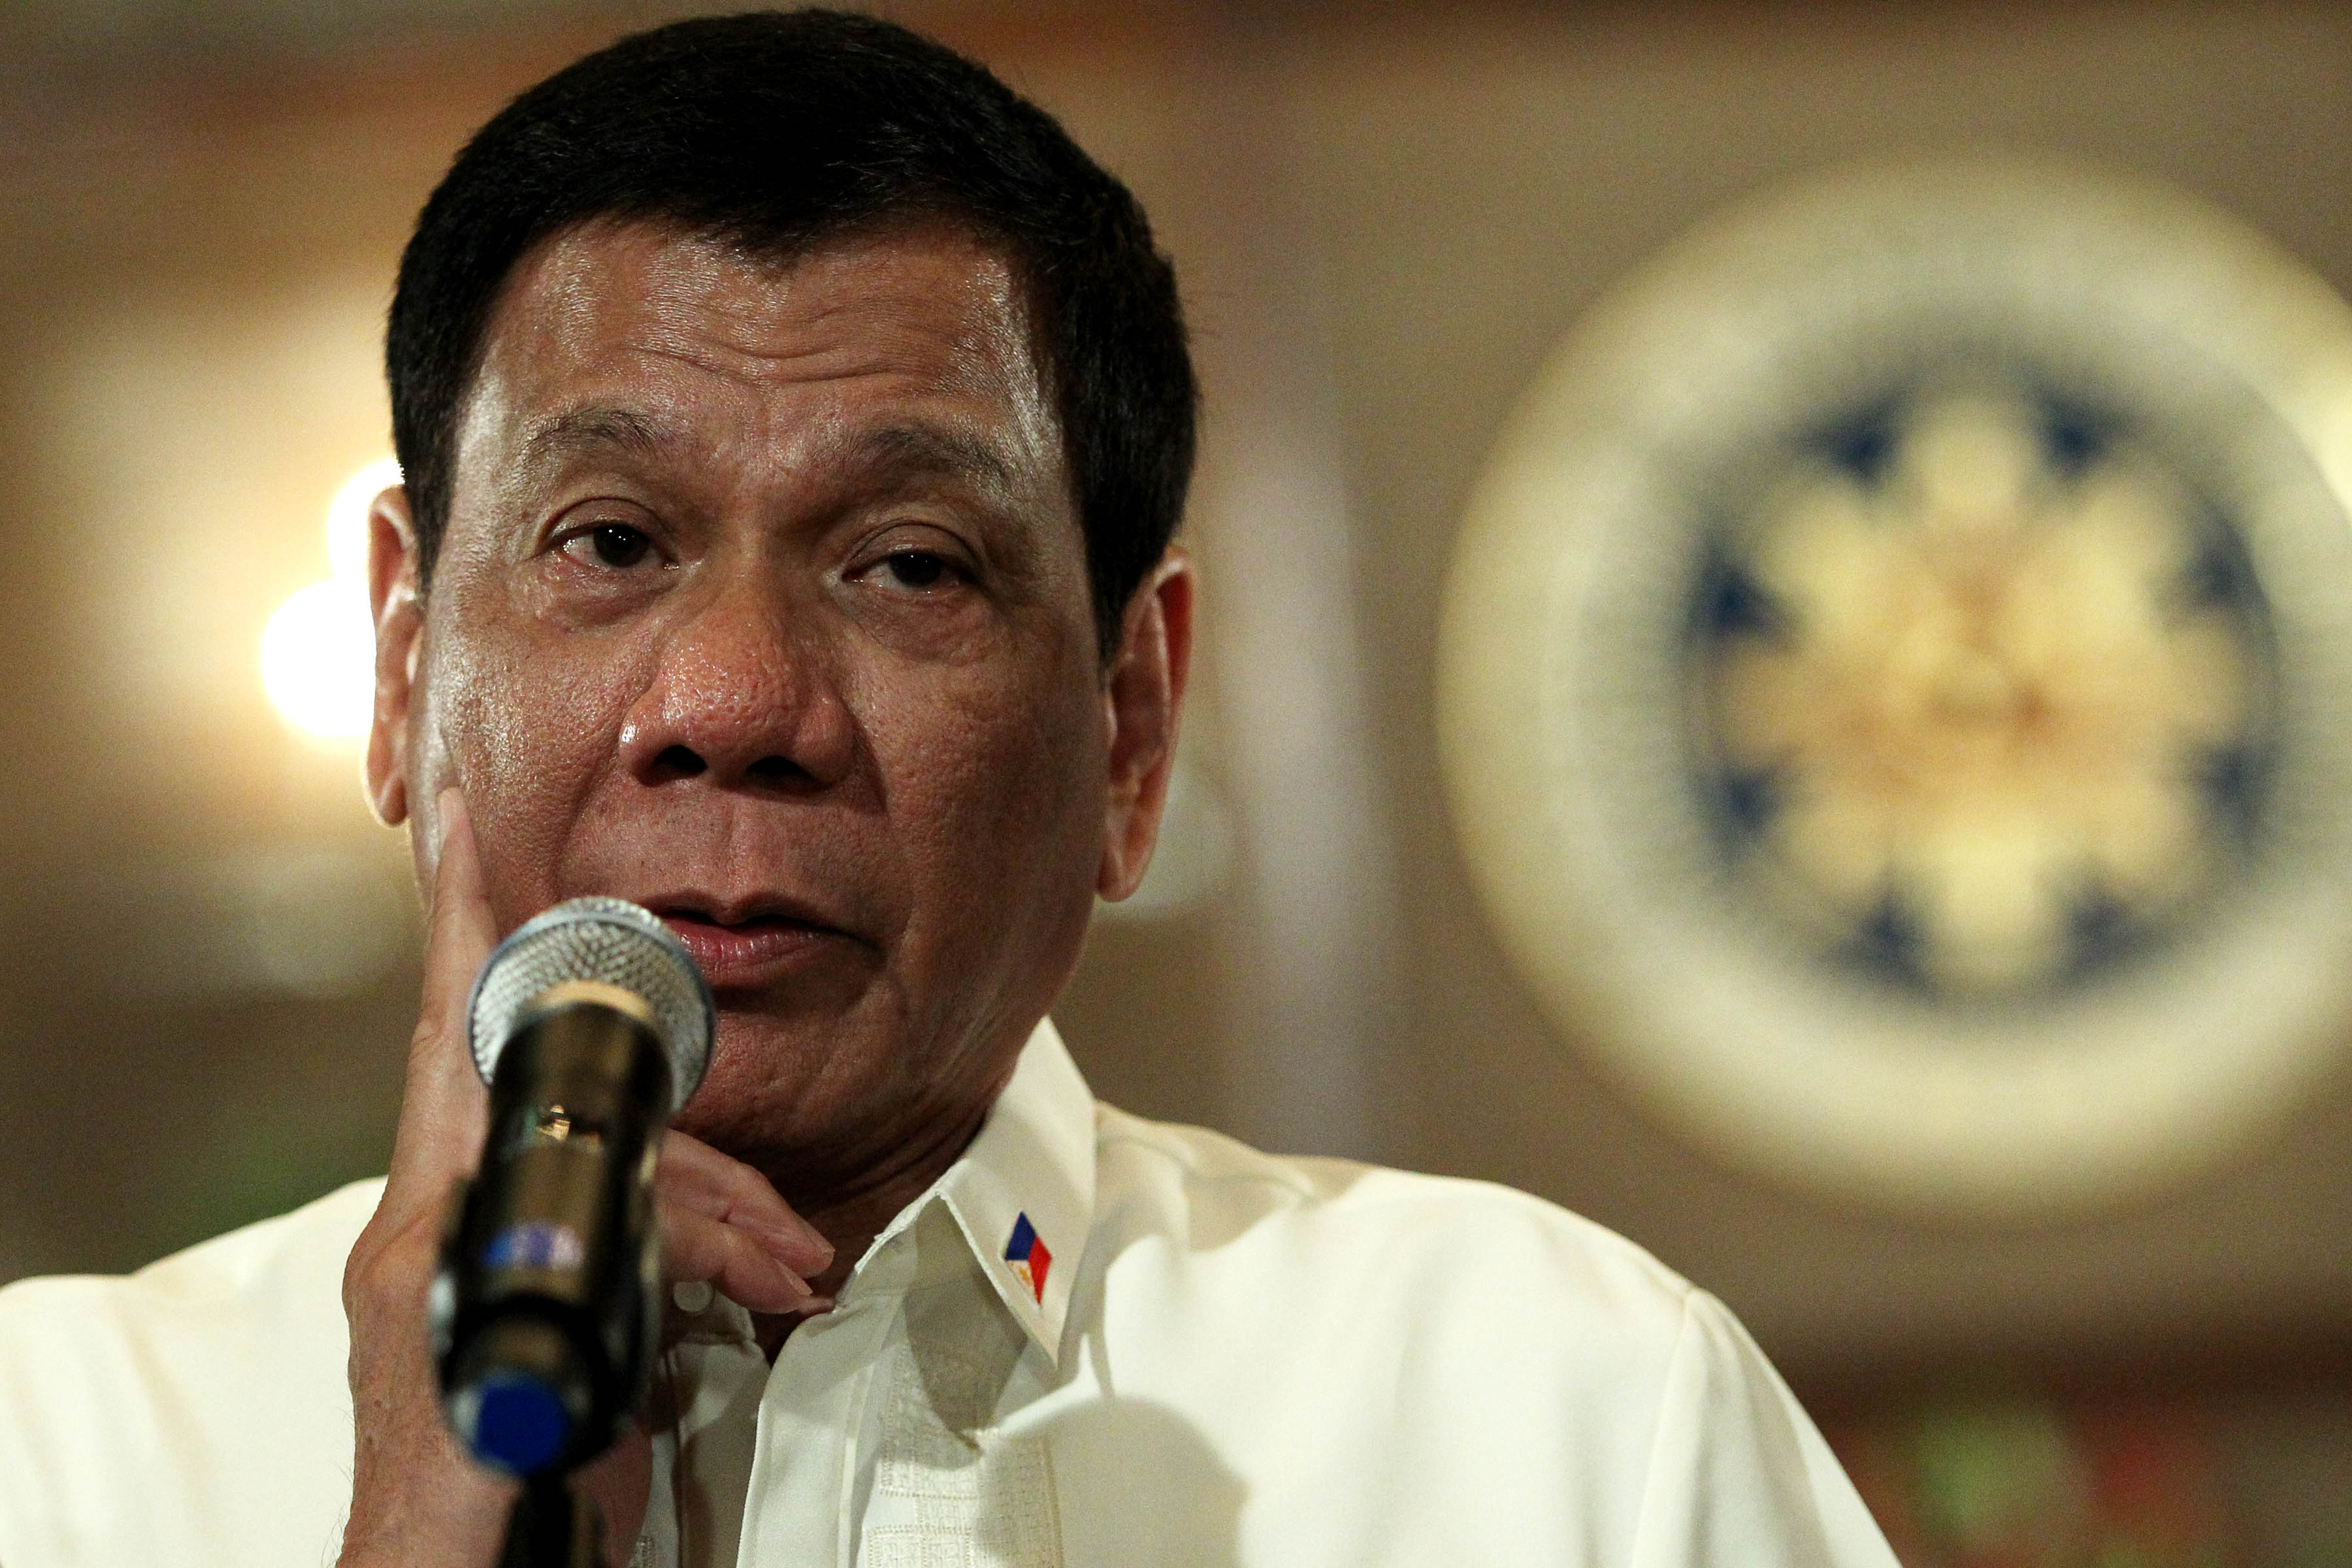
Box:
466, 896, 715, 1113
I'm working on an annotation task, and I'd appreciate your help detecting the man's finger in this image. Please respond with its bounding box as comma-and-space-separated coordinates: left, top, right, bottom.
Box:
655, 1133, 834, 1275
382, 787, 501, 1211
417, 789, 500, 1040
658, 1201, 817, 1313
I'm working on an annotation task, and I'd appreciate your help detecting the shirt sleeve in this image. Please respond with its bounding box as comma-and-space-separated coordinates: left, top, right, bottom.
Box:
1626, 1290, 1900, 1568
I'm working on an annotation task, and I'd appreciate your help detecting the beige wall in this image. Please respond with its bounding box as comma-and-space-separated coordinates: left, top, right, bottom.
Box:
3, 1, 2350, 1402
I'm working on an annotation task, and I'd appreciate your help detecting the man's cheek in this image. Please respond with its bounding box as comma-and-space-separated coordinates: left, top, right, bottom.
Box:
916, 720, 1098, 934
953, 689, 1087, 845
436, 638, 632, 906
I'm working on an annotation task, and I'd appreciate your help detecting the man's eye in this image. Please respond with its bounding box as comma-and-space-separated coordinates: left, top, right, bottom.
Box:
566, 524, 651, 568
881, 550, 951, 589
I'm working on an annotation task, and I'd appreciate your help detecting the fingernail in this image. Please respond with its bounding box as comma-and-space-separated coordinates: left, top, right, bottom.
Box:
790, 1296, 835, 1318
764, 1251, 815, 1301
740, 1212, 833, 1264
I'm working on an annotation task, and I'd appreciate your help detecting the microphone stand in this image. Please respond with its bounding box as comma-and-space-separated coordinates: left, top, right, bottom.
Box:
498, 1471, 605, 1568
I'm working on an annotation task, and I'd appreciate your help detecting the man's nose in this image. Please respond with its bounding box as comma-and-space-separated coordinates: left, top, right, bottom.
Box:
617, 571, 856, 794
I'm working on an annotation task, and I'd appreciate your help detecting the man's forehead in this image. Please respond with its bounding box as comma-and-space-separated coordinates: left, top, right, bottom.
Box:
456, 217, 1064, 495
482, 218, 1036, 389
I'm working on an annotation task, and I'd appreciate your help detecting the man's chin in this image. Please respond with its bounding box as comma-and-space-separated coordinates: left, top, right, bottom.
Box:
674, 1002, 882, 1149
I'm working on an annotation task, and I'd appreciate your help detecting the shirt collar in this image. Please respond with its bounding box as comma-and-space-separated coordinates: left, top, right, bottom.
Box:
857, 1017, 1096, 1367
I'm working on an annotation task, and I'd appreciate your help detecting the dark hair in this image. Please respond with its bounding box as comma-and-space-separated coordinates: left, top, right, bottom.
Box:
387, 8, 1195, 659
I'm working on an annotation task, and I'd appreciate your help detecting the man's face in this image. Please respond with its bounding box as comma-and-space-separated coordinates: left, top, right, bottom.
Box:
367, 220, 1159, 1192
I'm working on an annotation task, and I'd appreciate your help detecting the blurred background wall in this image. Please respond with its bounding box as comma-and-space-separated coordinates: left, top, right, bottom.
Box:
3, 3, 2349, 1561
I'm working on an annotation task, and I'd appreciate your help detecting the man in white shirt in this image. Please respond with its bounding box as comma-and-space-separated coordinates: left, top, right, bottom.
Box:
0, 12, 1897, 1565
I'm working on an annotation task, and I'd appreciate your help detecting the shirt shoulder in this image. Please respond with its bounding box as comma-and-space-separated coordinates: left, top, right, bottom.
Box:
1085, 1105, 1701, 1455
1093, 1103, 1696, 1334
1077, 1108, 1895, 1567
0, 1177, 383, 1568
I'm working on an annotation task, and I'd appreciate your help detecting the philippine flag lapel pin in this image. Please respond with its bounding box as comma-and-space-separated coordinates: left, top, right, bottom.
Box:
1004, 1213, 1051, 1304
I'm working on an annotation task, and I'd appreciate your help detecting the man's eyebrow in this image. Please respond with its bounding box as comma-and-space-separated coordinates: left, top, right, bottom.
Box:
520, 405, 675, 470
517, 408, 1028, 500
848, 423, 1021, 496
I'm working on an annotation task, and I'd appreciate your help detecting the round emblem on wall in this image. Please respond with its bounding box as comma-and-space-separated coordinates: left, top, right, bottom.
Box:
1438, 161, 2352, 1219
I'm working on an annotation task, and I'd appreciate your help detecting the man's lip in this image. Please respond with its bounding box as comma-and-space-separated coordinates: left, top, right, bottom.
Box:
654, 912, 847, 988
635, 894, 862, 988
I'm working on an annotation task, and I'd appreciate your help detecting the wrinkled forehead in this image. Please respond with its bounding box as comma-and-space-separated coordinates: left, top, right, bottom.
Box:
448, 216, 1071, 517
476, 216, 1050, 414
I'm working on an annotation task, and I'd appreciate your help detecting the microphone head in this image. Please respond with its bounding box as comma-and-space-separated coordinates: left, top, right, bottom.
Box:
466, 896, 715, 1114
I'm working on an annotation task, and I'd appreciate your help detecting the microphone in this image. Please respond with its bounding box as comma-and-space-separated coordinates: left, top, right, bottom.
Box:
429, 896, 715, 1479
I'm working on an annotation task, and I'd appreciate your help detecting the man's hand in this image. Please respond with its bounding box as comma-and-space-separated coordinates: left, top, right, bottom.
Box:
336, 790, 832, 1567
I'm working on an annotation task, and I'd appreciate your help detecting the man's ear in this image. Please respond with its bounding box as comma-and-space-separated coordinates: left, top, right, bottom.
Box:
1097, 547, 1196, 902
364, 483, 425, 828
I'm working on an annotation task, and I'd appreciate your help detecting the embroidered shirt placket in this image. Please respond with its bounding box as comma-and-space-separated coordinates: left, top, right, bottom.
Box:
740, 1233, 915, 1568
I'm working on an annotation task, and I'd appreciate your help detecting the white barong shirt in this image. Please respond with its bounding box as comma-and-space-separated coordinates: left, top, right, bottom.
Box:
0, 1022, 1895, 1567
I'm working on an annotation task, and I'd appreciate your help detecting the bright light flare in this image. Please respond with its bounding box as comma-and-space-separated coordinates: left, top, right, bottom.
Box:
263, 457, 397, 741
261, 579, 376, 739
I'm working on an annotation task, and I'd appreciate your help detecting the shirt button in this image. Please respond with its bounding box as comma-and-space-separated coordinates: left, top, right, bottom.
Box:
671, 1279, 715, 1315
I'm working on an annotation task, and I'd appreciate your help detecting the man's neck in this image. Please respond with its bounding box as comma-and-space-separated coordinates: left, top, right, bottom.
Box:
747, 1096, 994, 1360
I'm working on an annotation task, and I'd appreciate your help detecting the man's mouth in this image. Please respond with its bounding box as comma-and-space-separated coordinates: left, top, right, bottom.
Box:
645, 901, 849, 989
